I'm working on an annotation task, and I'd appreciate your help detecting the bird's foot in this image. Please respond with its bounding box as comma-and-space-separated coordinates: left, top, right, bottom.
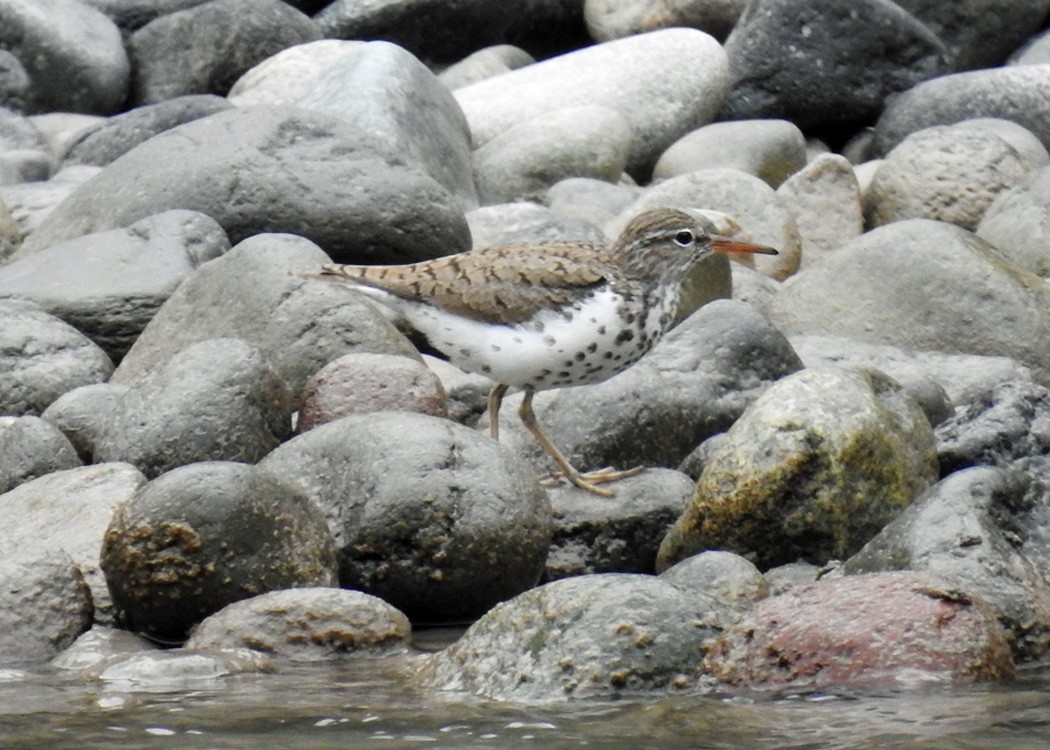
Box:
541, 465, 645, 497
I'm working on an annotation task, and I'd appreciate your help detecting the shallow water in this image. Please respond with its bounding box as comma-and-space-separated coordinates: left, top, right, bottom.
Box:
4, 651, 1050, 750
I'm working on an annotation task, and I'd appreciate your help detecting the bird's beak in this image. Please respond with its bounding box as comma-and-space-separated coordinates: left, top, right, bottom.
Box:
711, 235, 778, 256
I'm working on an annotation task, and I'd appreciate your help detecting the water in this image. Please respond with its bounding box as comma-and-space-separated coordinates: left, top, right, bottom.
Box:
3, 656, 1050, 749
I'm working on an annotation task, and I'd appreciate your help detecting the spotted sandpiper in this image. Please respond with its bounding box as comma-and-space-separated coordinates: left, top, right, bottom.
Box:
304, 207, 776, 496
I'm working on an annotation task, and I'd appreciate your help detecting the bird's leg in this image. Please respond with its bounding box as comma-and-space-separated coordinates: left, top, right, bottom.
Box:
518, 389, 643, 497
488, 383, 509, 441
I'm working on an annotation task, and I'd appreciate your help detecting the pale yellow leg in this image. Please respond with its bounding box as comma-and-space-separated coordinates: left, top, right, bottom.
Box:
487, 383, 509, 441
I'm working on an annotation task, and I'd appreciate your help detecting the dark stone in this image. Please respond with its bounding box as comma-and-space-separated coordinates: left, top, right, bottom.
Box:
81, 0, 209, 34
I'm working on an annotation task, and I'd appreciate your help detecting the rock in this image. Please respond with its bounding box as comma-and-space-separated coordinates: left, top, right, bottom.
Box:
719, 0, 946, 128
0, 463, 147, 624
417, 573, 723, 699
466, 202, 606, 250
936, 382, 1050, 475
21, 106, 470, 265
960, 117, 1050, 169
584, 0, 747, 42
25, 112, 101, 155
609, 168, 802, 280
0, 106, 45, 150
657, 367, 939, 571
61, 95, 232, 167
704, 571, 1014, 689
1, 165, 101, 239
652, 119, 806, 187
0, 148, 50, 185
81, 0, 212, 33
50, 626, 157, 674
844, 468, 1050, 660
229, 40, 477, 209
94, 338, 290, 478
0, 198, 19, 260
0, 50, 29, 111
0, 415, 80, 494
865, 123, 1038, 231
297, 353, 447, 432
260, 412, 551, 623
41, 383, 128, 463
0, 298, 113, 416
977, 165, 1050, 277
455, 28, 729, 177
1011, 26, 1050, 65
0, 210, 230, 361
544, 177, 641, 231
659, 550, 769, 619
110, 233, 419, 395
769, 220, 1050, 384
101, 462, 338, 642
872, 65, 1050, 156
437, 44, 535, 90
544, 468, 694, 581
185, 588, 411, 660
0, 551, 92, 667
500, 300, 803, 477
126, 0, 321, 105
98, 648, 274, 687
729, 262, 779, 317
422, 354, 492, 427
0, 0, 130, 114
763, 561, 822, 594
775, 153, 864, 267
474, 106, 631, 204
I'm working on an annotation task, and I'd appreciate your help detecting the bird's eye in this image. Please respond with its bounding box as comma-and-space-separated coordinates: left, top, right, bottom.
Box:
674, 230, 694, 247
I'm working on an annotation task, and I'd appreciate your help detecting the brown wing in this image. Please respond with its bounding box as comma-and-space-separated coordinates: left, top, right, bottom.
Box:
320, 242, 611, 325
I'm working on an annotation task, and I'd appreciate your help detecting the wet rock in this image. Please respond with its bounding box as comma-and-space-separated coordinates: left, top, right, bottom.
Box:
657, 367, 938, 571
297, 353, 447, 433
418, 573, 723, 699
50, 626, 157, 674
719, 0, 946, 128
98, 648, 274, 687
978, 165, 1050, 277
704, 571, 1014, 690
844, 468, 1050, 660
111, 233, 419, 396
544, 469, 694, 581
41, 383, 128, 463
584, 0, 746, 42
437, 44, 535, 90
229, 40, 477, 208
0, 415, 80, 494
776, 153, 864, 267
474, 106, 631, 204
0, 298, 113, 417
456, 28, 729, 177
660, 550, 769, 620
21, 107, 471, 266
260, 412, 551, 623
653, 119, 806, 187
127, 0, 321, 104
0, 463, 147, 625
0, 551, 92, 667
0, 0, 130, 114
94, 338, 290, 478
769, 220, 1050, 384
61, 95, 232, 167
467, 203, 606, 249
0, 210, 229, 361
101, 462, 338, 642
186, 588, 411, 661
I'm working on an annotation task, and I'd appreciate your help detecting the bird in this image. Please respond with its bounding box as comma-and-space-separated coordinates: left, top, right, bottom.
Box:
302, 207, 777, 496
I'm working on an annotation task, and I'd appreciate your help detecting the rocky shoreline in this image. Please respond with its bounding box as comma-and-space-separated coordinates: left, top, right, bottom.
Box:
2, 0, 1050, 700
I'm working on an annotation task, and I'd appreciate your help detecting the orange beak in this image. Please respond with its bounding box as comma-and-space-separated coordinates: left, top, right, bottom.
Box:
711, 235, 778, 256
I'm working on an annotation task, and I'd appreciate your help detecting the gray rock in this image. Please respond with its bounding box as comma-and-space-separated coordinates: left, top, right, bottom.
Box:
437, 44, 535, 90
466, 202, 606, 250
0, 198, 17, 261
101, 461, 338, 642
544, 468, 694, 581
544, 177, 641, 230
95, 338, 291, 478
21, 106, 470, 266
769, 220, 1050, 384
844, 467, 1050, 661
81, 0, 211, 33
26, 112, 103, 156
1, 165, 101, 239
229, 40, 476, 209
763, 561, 823, 594
0, 415, 80, 494
653, 119, 806, 188
978, 165, 1050, 277
1011, 26, 1050, 65
456, 28, 729, 177
474, 106, 631, 205
0, 463, 147, 625
127, 0, 321, 105
0, 0, 130, 114
185, 588, 411, 661
960, 118, 1050, 169
659, 550, 769, 619
873, 65, 1050, 157
500, 300, 803, 478
111, 233, 419, 395
98, 648, 274, 686
0, 148, 51, 184
41, 383, 129, 463
0, 210, 230, 361
421, 354, 493, 427
260, 411, 551, 623
0, 50, 29, 112
585, 0, 747, 42
0, 298, 113, 416
0, 551, 92, 667
866, 123, 1037, 231
417, 573, 723, 699
720, 0, 946, 128
657, 367, 939, 571
776, 153, 864, 267
0, 106, 44, 151
50, 626, 157, 674
729, 262, 779, 317
61, 95, 233, 167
